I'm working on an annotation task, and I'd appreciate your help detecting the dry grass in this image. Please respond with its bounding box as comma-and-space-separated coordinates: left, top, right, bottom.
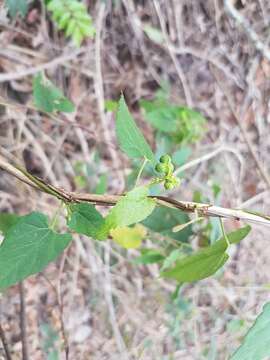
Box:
1, 0, 270, 359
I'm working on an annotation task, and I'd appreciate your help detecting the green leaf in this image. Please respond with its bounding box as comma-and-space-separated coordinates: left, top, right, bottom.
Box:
161, 226, 251, 283
231, 302, 270, 360
175, 107, 206, 143
143, 207, 192, 242
104, 186, 156, 232
67, 203, 106, 240
110, 224, 146, 249
47, 0, 95, 46
160, 249, 183, 271
0, 213, 19, 236
116, 95, 155, 164
5, 0, 28, 18
142, 105, 179, 133
33, 73, 75, 113
141, 94, 206, 144
133, 249, 165, 264
0, 212, 72, 289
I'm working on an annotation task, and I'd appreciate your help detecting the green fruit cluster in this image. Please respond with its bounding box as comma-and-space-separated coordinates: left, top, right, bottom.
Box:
155, 154, 180, 190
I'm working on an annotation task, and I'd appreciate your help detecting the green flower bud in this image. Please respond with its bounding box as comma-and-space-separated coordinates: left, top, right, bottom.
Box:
164, 180, 174, 190
159, 154, 171, 164
164, 176, 180, 190
155, 163, 167, 173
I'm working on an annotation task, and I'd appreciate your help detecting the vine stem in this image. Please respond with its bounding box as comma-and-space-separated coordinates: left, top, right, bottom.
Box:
1, 154, 270, 227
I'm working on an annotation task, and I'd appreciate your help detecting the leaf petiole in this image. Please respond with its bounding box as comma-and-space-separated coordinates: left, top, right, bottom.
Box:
135, 157, 149, 186
219, 218, 230, 247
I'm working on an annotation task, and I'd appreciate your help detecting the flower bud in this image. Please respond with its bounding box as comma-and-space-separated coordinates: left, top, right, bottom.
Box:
164, 180, 174, 190
155, 163, 167, 173
159, 154, 171, 164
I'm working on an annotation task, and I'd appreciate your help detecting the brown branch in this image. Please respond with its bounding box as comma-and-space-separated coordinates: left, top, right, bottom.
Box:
1, 154, 270, 227
0, 48, 86, 83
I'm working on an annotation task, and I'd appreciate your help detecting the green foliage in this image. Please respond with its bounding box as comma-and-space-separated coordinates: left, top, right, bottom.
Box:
0, 212, 71, 289
161, 226, 251, 282
33, 73, 75, 113
160, 249, 183, 272
110, 224, 146, 249
116, 95, 156, 164
47, 0, 95, 46
104, 186, 156, 232
68, 186, 156, 243
133, 249, 165, 264
143, 207, 192, 242
0, 90, 254, 321
155, 154, 180, 190
68, 203, 105, 240
140, 91, 206, 144
165, 296, 193, 346
0, 213, 19, 235
231, 302, 270, 360
5, 0, 28, 18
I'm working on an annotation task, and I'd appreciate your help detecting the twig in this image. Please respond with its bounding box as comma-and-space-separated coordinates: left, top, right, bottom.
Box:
41, 272, 69, 360
19, 282, 29, 360
153, 0, 193, 107
0, 48, 86, 83
0, 323, 12, 360
224, 0, 270, 62
94, 3, 125, 190
1, 154, 270, 227
57, 254, 69, 360
104, 245, 130, 360
210, 65, 270, 188
174, 145, 243, 176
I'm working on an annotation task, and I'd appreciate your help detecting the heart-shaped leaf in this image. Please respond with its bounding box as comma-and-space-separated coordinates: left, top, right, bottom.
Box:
0, 212, 72, 289
68, 203, 106, 240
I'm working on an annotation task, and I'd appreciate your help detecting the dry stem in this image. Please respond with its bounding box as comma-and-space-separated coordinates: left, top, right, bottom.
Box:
1, 153, 270, 227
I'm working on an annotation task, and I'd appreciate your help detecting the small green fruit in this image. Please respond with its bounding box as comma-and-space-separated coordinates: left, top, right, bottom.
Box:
159, 154, 171, 164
